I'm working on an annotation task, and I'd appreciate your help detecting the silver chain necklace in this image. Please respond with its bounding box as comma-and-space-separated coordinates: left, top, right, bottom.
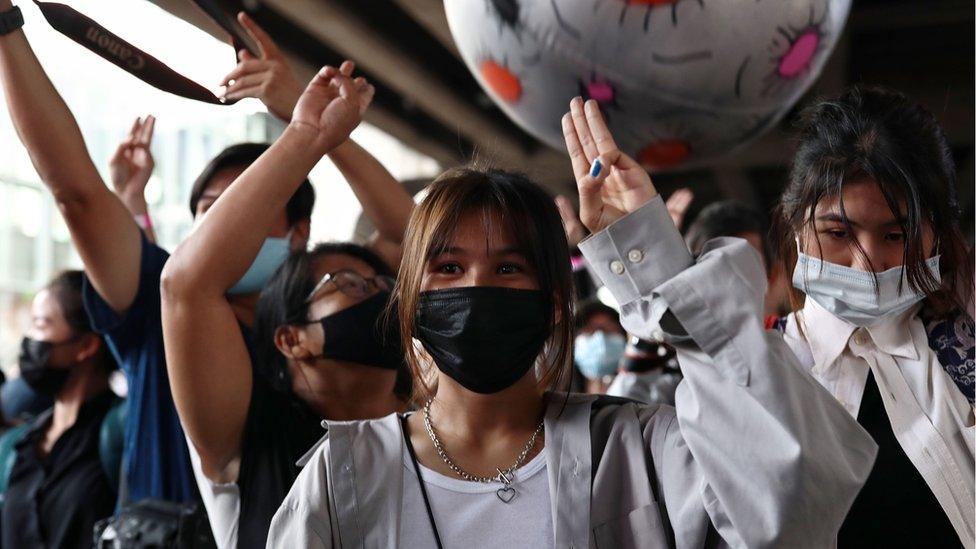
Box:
422, 399, 544, 503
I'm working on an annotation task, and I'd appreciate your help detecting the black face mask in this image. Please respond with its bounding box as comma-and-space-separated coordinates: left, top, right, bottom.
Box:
415, 287, 551, 394
17, 337, 73, 396
315, 292, 404, 371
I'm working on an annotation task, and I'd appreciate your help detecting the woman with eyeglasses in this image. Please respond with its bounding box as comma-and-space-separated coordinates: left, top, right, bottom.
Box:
258, 87, 876, 546
161, 67, 409, 548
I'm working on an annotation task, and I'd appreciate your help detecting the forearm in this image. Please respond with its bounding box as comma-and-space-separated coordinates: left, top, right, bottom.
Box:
164, 125, 321, 296
117, 191, 158, 243
328, 139, 413, 243
0, 5, 102, 199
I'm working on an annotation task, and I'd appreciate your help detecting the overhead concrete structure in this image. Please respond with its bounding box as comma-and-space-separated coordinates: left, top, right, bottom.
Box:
151, 0, 974, 240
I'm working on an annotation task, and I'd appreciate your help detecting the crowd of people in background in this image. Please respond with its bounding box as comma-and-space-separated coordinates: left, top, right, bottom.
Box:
0, 2, 972, 548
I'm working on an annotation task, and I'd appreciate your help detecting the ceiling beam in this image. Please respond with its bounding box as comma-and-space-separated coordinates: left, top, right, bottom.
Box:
261, 0, 531, 165
388, 0, 459, 58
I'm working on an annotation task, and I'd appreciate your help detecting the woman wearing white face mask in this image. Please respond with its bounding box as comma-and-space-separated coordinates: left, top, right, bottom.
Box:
770, 86, 974, 547
572, 300, 627, 394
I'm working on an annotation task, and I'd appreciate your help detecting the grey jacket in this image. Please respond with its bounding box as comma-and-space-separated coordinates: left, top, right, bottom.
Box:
266, 196, 877, 548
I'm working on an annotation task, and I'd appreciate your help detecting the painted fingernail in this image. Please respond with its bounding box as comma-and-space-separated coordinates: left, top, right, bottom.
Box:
590, 159, 602, 178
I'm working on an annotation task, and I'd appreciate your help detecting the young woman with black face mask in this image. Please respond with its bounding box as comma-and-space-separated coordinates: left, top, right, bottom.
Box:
2, 270, 120, 549
768, 86, 974, 547
265, 92, 876, 547
161, 66, 410, 549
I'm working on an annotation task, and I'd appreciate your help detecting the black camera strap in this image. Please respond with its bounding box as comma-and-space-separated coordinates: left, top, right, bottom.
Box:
33, 0, 247, 105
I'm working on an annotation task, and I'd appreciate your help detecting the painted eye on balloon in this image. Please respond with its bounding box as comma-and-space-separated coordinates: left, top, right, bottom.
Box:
610, 0, 696, 30
488, 0, 522, 35
760, 7, 828, 98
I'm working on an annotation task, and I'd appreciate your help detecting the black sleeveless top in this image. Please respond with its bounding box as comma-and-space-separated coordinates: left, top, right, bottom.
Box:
236, 372, 324, 549
837, 370, 962, 548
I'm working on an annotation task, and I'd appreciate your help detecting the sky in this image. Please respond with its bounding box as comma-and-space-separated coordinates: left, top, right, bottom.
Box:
1, 0, 438, 244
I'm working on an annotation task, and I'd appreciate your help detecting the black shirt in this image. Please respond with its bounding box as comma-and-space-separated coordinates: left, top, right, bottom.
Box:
838, 370, 962, 548
1, 391, 118, 549
236, 372, 324, 549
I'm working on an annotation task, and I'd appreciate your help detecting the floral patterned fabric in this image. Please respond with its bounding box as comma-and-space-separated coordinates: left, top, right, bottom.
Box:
920, 308, 975, 405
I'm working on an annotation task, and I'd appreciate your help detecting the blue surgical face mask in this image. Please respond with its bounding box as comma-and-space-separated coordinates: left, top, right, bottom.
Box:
227, 233, 293, 295
574, 331, 626, 380
792, 252, 940, 327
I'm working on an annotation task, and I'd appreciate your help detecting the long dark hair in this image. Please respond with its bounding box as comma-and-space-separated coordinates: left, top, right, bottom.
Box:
44, 270, 116, 373
252, 243, 400, 395
396, 165, 575, 403
774, 85, 972, 318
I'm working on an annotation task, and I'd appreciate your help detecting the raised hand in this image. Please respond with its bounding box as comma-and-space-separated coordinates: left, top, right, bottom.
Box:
289, 64, 373, 154
109, 115, 155, 211
665, 188, 694, 230
220, 13, 304, 120
562, 98, 657, 234
554, 195, 587, 248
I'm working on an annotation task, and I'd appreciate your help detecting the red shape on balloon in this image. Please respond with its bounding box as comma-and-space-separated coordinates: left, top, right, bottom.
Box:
480, 60, 522, 102
639, 140, 690, 170
778, 30, 819, 78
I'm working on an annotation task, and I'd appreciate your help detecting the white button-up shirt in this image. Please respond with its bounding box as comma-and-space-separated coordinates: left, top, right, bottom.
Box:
782, 299, 976, 547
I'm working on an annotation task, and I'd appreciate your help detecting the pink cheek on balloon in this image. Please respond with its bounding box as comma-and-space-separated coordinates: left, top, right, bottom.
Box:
585, 80, 615, 104
778, 31, 819, 78
586, 80, 614, 103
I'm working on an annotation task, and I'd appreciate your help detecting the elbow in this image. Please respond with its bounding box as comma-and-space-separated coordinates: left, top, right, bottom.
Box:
46, 176, 94, 209
160, 250, 203, 305
199, 450, 239, 485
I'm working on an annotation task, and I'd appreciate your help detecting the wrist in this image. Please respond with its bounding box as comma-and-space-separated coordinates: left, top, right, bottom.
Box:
283, 122, 340, 157
133, 212, 153, 232
270, 84, 303, 122
326, 138, 354, 160
119, 192, 148, 214
0, 3, 22, 36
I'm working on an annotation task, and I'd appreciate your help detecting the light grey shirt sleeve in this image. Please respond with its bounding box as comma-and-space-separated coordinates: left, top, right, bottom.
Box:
580, 196, 878, 548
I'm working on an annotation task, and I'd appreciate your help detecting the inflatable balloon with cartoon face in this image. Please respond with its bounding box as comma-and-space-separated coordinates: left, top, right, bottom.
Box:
445, 0, 851, 170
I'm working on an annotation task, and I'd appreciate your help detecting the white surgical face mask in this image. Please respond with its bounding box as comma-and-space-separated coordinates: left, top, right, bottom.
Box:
792, 252, 940, 327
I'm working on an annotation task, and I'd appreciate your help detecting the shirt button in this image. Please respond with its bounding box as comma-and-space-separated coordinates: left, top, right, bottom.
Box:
610, 260, 625, 275
627, 249, 644, 263
853, 329, 868, 345
651, 329, 664, 342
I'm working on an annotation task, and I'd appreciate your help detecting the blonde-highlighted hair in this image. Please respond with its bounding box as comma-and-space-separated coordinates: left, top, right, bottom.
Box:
395, 165, 575, 404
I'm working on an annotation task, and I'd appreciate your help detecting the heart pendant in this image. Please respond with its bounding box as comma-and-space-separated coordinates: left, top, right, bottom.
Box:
496, 486, 516, 503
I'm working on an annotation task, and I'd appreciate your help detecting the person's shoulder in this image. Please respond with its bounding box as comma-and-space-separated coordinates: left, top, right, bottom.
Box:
585, 393, 676, 435
289, 413, 402, 503
310, 413, 402, 464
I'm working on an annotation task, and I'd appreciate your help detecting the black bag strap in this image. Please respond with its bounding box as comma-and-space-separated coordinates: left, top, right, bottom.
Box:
33, 0, 243, 105
400, 415, 444, 549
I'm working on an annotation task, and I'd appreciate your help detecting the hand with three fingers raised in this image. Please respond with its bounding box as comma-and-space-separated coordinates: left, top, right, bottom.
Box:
561, 97, 658, 234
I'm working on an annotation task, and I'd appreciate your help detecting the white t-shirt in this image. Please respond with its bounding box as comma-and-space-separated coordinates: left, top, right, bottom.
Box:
399, 447, 554, 547
186, 435, 240, 549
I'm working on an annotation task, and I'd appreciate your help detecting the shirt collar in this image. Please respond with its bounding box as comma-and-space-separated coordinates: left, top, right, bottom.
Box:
799, 298, 857, 374
863, 303, 921, 361
800, 299, 920, 374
